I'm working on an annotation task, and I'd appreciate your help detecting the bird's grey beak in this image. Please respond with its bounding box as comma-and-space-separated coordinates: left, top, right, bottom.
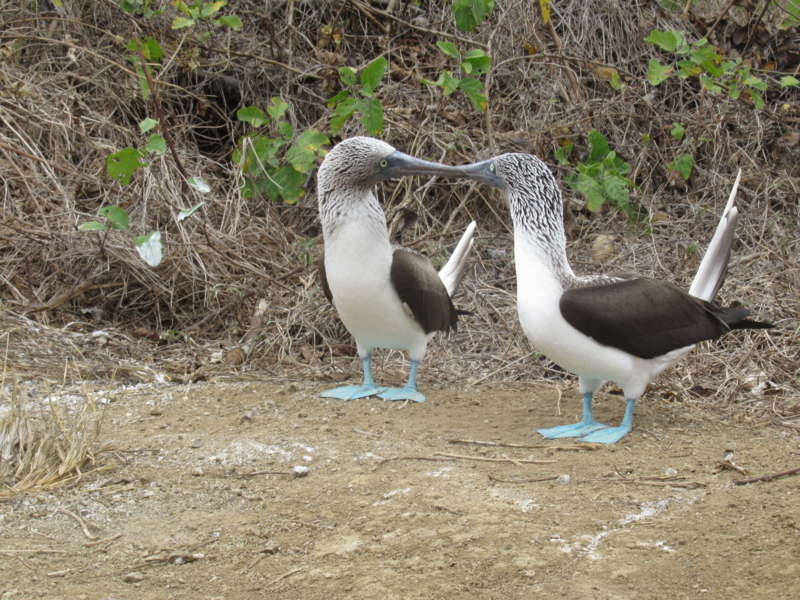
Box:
371, 151, 488, 183
453, 159, 505, 189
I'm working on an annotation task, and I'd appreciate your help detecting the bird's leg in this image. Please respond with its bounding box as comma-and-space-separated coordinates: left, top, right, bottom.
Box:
319, 356, 386, 400
378, 360, 426, 403
579, 399, 635, 444
537, 392, 609, 439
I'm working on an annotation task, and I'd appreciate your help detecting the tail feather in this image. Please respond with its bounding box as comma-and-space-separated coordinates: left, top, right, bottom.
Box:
689, 170, 741, 302
438, 221, 477, 297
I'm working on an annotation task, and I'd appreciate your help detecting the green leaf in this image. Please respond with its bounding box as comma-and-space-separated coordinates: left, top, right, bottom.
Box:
186, 178, 210, 193
134, 65, 150, 100
139, 118, 158, 133
359, 98, 384, 136
451, 0, 494, 32
360, 57, 388, 97
647, 59, 672, 86
668, 153, 694, 180
699, 75, 723, 93
744, 75, 767, 91
670, 123, 685, 141
643, 30, 680, 52
554, 142, 573, 166
728, 83, 741, 100
641, 134, 651, 147
339, 66, 357, 87
200, 1, 226, 18
135, 231, 163, 267
586, 130, 611, 164
609, 71, 624, 90
219, 14, 242, 30
79, 221, 107, 231
145, 134, 166, 154
271, 166, 307, 203
172, 16, 195, 29
436, 40, 460, 59
267, 97, 289, 121
462, 49, 492, 76
747, 88, 765, 110
178, 201, 206, 221
278, 121, 294, 140
107, 148, 147, 185
331, 97, 357, 136
440, 71, 460, 95
98, 206, 131, 230
781, 76, 800, 87
603, 176, 630, 206
570, 172, 607, 211
458, 77, 487, 112
287, 129, 330, 171
237, 106, 267, 127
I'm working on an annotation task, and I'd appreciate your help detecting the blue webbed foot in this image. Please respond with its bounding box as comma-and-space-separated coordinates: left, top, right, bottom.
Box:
578, 398, 636, 444
320, 384, 386, 400
579, 424, 631, 444
378, 387, 426, 403
538, 421, 608, 439
538, 392, 607, 439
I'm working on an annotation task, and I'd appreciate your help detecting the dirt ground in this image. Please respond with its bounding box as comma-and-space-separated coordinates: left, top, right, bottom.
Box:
1, 376, 799, 600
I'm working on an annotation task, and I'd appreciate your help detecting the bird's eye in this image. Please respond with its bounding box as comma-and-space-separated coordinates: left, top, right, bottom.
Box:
380, 159, 388, 168
489, 163, 495, 171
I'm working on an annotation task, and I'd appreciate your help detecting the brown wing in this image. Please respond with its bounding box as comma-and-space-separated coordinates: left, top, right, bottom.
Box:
391, 249, 458, 334
560, 277, 732, 359
317, 251, 333, 305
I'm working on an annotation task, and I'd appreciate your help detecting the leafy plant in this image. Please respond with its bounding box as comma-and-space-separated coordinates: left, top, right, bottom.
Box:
422, 42, 491, 112
555, 130, 642, 222
170, 1, 242, 30
449, 0, 495, 32
327, 57, 388, 136
644, 30, 768, 109
79, 206, 165, 267
233, 98, 329, 204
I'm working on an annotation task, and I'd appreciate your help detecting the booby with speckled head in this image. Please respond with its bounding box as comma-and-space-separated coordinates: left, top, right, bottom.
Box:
458, 154, 771, 443
316, 136, 477, 403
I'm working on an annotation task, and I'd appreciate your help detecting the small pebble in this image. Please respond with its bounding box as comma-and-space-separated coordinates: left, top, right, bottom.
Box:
724, 442, 736, 453
192, 467, 204, 477
665, 468, 678, 477
122, 572, 144, 583
556, 474, 571, 485
191, 439, 202, 448
259, 541, 279, 554
293, 466, 310, 477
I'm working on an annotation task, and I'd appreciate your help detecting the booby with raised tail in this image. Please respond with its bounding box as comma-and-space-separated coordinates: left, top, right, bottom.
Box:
317, 136, 477, 403
459, 155, 771, 443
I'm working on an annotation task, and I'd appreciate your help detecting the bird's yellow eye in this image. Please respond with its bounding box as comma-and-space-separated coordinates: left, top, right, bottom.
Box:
380, 160, 388, 167
489, 163, 495, 171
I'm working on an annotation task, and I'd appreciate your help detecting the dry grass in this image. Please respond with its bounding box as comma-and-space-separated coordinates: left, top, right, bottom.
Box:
0, 376, 108, 500
0, 0, 797, 438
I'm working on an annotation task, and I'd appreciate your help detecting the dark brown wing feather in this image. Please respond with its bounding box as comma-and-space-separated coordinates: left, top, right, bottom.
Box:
317, 251, 333, 305
391, 249, 458, 334
560, 277, 732, 359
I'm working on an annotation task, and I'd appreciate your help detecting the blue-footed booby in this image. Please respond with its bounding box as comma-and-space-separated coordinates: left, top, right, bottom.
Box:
460, 155, 771, 443
317, 136, 477, 402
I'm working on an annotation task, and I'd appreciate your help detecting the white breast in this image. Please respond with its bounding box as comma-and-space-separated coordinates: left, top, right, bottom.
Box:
325, 219, 431, 360
514, 238, 692, 399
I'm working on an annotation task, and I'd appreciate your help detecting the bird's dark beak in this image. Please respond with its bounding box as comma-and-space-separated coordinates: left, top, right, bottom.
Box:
454, 159, 505, 189
370, 151, 488, 183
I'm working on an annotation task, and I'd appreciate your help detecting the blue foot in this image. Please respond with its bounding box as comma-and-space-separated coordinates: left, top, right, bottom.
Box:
579, 425, 631, 444
538, 421, 608, 439
537, 392, 608, 439
378, 387, 426, 403
579, 398, 636, 444
320, 384, 386, 400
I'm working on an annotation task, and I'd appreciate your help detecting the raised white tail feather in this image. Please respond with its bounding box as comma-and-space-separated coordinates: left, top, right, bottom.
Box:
688, 170, 742, 302
438, 221, 477, 297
